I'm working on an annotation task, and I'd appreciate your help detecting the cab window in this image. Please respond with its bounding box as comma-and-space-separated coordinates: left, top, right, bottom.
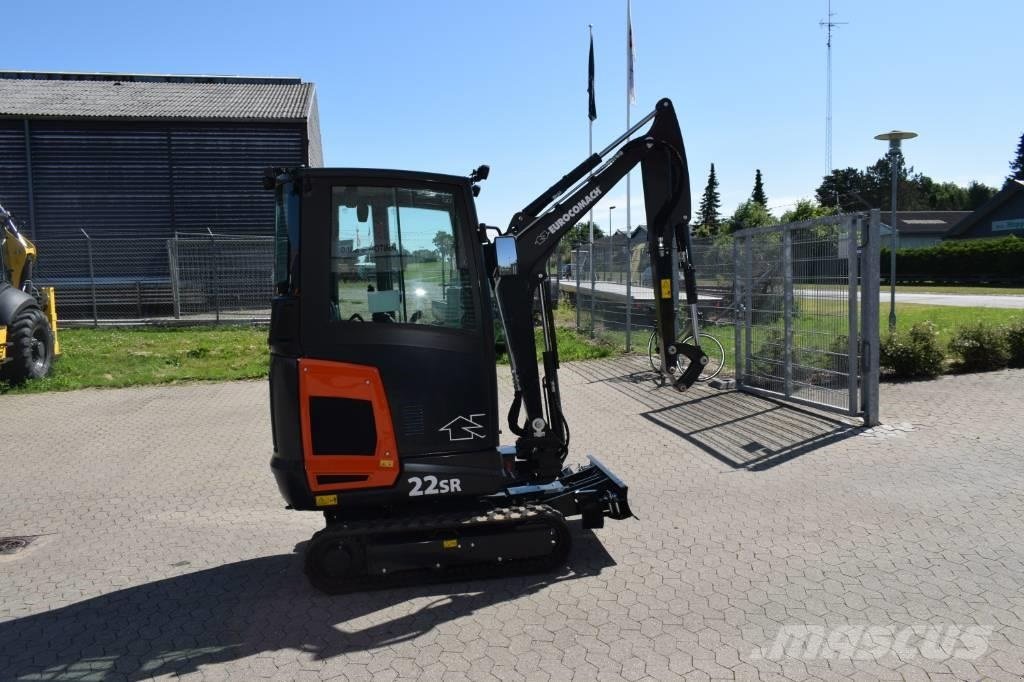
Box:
329, 186, 476, 330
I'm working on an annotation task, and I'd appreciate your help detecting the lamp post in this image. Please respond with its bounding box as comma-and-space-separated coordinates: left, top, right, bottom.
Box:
608, 205, 617, 238
874, 130, 917, 332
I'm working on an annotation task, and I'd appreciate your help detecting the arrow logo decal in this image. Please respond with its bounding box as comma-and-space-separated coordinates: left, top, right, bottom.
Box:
439, 414, 486, 441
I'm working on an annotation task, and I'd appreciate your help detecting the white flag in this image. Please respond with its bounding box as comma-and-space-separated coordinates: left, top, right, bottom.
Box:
627, 0, 636, 105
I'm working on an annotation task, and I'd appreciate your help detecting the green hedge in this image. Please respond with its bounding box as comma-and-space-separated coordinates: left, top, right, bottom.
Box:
881, 235, 1024, 283
880, 316, 1024, 378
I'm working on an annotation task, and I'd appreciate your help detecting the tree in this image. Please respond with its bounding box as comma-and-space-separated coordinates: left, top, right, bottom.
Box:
815, 154, 992, 213
779, 199, 835, 224
432, 230, 453, 257
695, 163, 722, 237
967, 181, 997, 209
1009, 132, 1024, 183
816, 167, 870, 212
920, 179, 969, 211
751, 169, 767, 207
565, 221, 603, 248
727, 200, 777, 233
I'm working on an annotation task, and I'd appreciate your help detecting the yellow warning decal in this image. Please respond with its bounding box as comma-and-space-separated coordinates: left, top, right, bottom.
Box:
315, 494, 338, 507
660, 278, 672, 299
442, 539, 458, 549
379, 459, 394, 468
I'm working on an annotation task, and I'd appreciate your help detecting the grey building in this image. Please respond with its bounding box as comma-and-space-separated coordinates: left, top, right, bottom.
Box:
0, 71, 321, 241
946, 180, 1024, 240
0, 71, 322, 317
879, 211, 971, 249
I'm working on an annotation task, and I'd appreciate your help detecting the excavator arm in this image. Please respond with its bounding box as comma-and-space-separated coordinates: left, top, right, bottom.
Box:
485, 98, 706, 478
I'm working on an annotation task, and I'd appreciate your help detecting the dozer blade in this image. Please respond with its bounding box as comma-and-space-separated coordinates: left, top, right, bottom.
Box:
503, 455, 633, 529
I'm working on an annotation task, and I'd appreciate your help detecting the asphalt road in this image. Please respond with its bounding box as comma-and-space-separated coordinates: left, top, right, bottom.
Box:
881, 291, 1024, 309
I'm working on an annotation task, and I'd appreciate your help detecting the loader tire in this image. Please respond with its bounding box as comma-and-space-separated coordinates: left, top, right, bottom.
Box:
2, 307, 54, 384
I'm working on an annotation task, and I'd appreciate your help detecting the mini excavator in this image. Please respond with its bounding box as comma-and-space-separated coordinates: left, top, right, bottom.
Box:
266, 98, 707, 593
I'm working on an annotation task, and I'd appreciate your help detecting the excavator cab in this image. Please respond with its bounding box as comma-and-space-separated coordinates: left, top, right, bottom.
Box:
268, 170, 506, 510
266, 98, 702, 593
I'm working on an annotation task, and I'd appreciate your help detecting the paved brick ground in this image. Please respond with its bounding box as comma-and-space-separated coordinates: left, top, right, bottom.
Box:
2, 357, 1023, 681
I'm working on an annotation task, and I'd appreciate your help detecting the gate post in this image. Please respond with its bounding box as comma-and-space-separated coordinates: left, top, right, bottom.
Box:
167, 237, 182, 319
733, 236, 742, 388
861, 210, 881, 425
782, 226, 794, 398
624, 241, 632, 351
82, 229, 98, 326
575, 246, 582, 332
846, 215, 860, 416
744, 234, 754, 386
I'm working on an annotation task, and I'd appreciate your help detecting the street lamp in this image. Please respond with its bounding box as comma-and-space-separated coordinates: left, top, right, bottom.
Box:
874, 129, 917, 332
608, 205, 617, 235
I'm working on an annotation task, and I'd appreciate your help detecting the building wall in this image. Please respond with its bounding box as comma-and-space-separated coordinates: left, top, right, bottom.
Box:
305, 91, 324, 168
897, 235, 945, 250
0, 118, 307, 240
954, 192, 1024, 239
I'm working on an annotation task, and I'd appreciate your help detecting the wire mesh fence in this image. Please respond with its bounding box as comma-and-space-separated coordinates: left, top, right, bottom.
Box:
733, 212, 880, 419
552, 236, 736, 363
30, 232, 274, 325
168, 233, 274, 321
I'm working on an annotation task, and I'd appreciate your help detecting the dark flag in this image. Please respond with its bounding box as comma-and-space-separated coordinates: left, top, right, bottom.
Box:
588, 34, 597, 121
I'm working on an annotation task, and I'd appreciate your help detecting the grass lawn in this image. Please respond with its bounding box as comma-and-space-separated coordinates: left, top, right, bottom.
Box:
4, 302, 1019, 395
890, 302, 1023, 346
1, 325, 269, 395
561, 302, 1024, 378
1, 322, 613, 395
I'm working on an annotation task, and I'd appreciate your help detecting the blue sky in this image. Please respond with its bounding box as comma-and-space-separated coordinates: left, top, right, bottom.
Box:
6, 0, 1022, 231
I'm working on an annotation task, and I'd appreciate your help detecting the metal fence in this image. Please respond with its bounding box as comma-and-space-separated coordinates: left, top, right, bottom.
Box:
733, 212, 880, 422
554, 214, 880, 424
168, 233, 274, 321
555, 235, 735, 353
30, 232, 273, 325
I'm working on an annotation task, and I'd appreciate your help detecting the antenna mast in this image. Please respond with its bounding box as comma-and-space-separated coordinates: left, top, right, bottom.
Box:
820, 0, 847, 191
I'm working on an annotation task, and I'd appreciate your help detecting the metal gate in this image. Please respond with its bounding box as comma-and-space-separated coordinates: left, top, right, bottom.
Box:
733, 210, 880, 424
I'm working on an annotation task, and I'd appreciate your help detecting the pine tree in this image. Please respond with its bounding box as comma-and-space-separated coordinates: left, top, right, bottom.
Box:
1009, 132, 1024, 183
751, 169, 767, 206
696, 164, 721, 236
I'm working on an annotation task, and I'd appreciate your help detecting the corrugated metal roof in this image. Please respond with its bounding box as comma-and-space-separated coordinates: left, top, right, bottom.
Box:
0, 74, 314, 121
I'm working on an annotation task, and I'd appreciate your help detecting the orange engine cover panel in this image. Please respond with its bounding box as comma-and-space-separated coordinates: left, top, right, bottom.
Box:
298, 359, 399, 492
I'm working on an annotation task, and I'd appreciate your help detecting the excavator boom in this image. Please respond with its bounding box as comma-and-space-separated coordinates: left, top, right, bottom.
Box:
487, 98, 707, 478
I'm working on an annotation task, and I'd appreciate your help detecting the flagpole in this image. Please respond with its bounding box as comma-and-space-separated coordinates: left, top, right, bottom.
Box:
624, 0, 633, 349
587, 23, 596, 338
625, 0, 633, 247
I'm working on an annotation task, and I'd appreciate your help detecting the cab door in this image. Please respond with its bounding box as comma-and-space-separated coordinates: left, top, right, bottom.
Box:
295, 169, 499, 490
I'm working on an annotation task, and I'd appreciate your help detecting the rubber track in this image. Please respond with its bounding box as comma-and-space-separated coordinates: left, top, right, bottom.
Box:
305, 503, 571, 594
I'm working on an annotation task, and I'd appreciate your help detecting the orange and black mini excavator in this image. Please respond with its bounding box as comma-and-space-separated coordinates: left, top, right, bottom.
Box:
265, 98, 707, 593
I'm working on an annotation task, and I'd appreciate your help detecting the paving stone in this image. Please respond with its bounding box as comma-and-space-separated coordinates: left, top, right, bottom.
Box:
1, 359, 1022, 680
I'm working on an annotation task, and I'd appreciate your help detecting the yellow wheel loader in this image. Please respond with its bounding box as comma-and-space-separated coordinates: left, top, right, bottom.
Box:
1, 203, 59, 384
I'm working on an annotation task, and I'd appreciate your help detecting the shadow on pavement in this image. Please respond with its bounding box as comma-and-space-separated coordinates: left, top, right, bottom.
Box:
0, 525, 614, 681
566, 356, 862, 471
